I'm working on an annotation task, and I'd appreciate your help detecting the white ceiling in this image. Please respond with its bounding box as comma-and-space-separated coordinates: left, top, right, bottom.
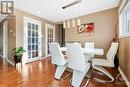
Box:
15, 0, 120, 23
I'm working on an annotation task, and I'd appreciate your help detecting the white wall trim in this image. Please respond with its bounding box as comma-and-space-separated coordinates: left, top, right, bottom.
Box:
118, 0, 128, 14
118, 67, 130, 87
6, 59, 15, 66
119, 33, 130, 39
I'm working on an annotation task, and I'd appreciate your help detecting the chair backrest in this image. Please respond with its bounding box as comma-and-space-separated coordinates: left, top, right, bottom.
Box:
85, 42, 94, 49
106, 42, 119, 64
85, 42, 94, 57
66, 43, 88, 72
49, 42, 66, 65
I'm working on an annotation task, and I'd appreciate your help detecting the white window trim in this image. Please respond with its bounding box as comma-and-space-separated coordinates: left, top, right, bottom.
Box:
118, 0, 128, 14
119, 0, 130, 38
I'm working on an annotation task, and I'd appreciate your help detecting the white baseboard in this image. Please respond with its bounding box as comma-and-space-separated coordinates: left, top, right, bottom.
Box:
44, 54, 51, 58
0, 55, 15, 66
6, 59, 15, 66
118, 67, 130, 87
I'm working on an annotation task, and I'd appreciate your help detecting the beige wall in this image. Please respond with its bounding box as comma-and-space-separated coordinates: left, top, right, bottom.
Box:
55, 24, 60, 43
15, 9, 59, 57
7, 15, 16, 62
65, 8, 118, 57
118, 0, 130, 82
0, 15, 16, 62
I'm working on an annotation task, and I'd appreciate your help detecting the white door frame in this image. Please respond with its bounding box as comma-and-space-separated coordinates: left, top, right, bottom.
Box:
23, 17, 42, 63
45, 24, 55, 57
3, 21, 8, 59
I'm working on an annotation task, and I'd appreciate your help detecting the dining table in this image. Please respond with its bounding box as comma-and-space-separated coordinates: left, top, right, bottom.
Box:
60, 47, 104, 56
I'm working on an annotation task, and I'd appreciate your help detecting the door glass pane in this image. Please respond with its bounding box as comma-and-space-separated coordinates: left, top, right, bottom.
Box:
36, 38, 38, 44
36, 51, 38, 57
28, 45, 31, 51
36, 45, 38, 50
28, 52, 31, 59
32, 31, 35, 37
32, 38, 35, 44
36, 32, 38, 37
32, 24, 35, 30
36, 25, 38, 31
28, 23, 31, 29
28, 38, 31, 44
32, 45, 35, 50
32, 52, 35, 58
28, 30, 31, 36
26, 22, 40, 59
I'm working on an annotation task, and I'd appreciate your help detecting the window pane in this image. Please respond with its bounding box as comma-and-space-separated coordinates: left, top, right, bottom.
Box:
127, 9, 130, 32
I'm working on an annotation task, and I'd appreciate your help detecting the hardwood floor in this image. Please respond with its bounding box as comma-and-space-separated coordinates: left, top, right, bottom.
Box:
0, 58, 127, 87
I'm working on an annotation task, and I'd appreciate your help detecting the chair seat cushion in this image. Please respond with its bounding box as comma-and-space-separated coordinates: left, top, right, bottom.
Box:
92, 59, 112, 67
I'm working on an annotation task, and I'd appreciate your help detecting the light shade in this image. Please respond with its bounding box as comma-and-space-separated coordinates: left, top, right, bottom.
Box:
72, 19, 75, 27
67, 20, 70, 28
63, 21, 66, 28
77, 18, 81, 26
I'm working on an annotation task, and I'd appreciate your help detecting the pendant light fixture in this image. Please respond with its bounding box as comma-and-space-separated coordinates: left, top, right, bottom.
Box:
77, 1, 81, 26
62, 0, 82, 28
63, 21, 66, 29
67, 20, 70, 28
72, 19, 75, 27
77, 17, 81, 26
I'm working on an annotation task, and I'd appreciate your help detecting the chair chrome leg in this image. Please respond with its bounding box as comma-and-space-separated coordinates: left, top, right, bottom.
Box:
83, 79, 90, 87
93, 65, 114, 83
61, 72, 72, 80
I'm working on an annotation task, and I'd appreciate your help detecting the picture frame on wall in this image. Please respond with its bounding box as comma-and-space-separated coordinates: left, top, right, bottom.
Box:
77, 22, 95, 36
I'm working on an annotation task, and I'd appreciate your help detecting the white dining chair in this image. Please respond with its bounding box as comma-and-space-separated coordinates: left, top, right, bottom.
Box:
49, 42, 68, 80
85, 42, 95, 61
92, 42, 119, 83
85, 42, 94, 49
66, 43, 90, 87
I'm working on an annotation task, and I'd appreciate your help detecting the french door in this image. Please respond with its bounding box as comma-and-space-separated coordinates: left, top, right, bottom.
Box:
45, 24, 55, 56
24, 17, 42, 63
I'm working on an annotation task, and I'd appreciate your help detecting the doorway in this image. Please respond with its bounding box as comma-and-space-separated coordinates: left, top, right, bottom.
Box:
45, 24, 55, 56
24, 17, 42, 63
60, 24, 65, 47
3, 21, 8, 59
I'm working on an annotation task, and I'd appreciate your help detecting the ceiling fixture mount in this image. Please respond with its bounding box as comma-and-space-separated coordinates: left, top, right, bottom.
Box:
62, 0, 81, 9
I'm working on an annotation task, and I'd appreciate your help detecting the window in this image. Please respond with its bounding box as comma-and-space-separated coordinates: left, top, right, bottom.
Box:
119, 0, 130, 38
